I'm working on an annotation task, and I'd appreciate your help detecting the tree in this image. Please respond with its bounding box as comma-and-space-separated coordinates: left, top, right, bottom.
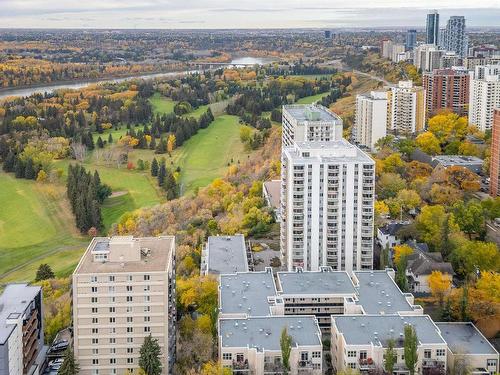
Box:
167, 134, 176, 153
393, 244, 413, 264
377, 173, 406, 199
415, 205, 459, 252
36, 169, 48, 183
382, 153, 406, 174
139, 334, 162, 375
384, 339, 397, 374
396, 189, 421, 214
108, 133, 113, 144
58, 348, 79, 375
451, 240, 500, 278
280, 327, 292, 373
35, 264, 55, 281
97, 136, 104, 148
396, 255, 409, 292
151, 158, 159, 176
428, 271, 451, 306
380, 245, 390, 269
158, 161, 167, 187
445, 166, 480, 193
427, 113, 468, 144
405, 160, 433, 181
453, 200, 486, 239
404, 324, 418, 375
416, 131, 441, 155
24, 158, 36, 179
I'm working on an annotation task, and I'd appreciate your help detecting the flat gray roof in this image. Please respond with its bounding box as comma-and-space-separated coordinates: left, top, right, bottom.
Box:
263, 180, 281, 208
220, 271, 277, 316
433, 155, 483, 166
277, 269, 356, 295
334, 315, 444, 346
354, 271, 415, 314
0, 284, 41, 344
436, 322, 498, 355
75, 236, 174, 274
284, 104, 342, 124
220, 316, 321, 351
207, 235, 248, 274
285, 140, 375, 164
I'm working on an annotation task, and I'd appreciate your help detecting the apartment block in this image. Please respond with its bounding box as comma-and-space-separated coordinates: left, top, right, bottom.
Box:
423, 67, 470, 117
469, 65, 500, 131
219, 316, 322, 375
281, 104, 343, 148
0, 284, 44, 375
280, 140, 375, 272
405, 30, 417, 51
415, 44, 445, 72
201, 235, 250, 276
489, 109, 500, 196
436, 323, 499, 375
331, 314, 447, 374
443, 16, 467, 58
426, 11, 440, 45
72, 236, 176, 375
354, 91, 388, 150
388, 81, 426, 134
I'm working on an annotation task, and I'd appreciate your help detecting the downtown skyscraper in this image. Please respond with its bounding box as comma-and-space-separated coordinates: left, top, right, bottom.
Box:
426, 10, 439, 45
444, 16, 467, 58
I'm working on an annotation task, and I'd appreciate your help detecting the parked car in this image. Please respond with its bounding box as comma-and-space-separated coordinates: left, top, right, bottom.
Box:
48, 358, 64, 367
47, 339, 68, 354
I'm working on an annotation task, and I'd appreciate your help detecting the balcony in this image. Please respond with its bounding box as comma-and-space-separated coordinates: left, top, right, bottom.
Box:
233, 359, 251, 373
298, 360, 315, 370
422, 359, 445, 368
264, 362, 286, 374
358, 358, 375, 370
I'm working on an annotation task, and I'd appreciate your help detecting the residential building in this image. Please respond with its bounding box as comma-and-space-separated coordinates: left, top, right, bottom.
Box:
440, 51, 461, 68
406, 29, 417, 51
426, 11, 440, 45
443, 16, 467, 58
281, 104, 343, 148
382, 40, 393, 59
376, 222, 407, 249
411, 149, 483, 174
219, 316, 322, 375
415, 44, 445, 72
469, 65, 500, 131
280, 140, 375, 272
387, 81, 426, 134
331, 314, 447, 374
423, 67, 470, 117
263, 180, 281, 222
72, 236, 176, 375
0, 284, 44, 375
490, 109, 500, 196
405, 241, 454, 293
391, 44, 406, 63
436, 322, 499, 375
465, 56, 500, 70
469, 45, 499, 58
201, 235, 250, 276
354, 91, 388, 150
324, 30, 331, 39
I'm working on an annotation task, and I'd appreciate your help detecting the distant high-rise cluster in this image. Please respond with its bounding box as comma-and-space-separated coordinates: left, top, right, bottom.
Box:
443, 16, 468, 58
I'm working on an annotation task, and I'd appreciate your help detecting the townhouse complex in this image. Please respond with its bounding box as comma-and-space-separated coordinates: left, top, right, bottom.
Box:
280, 105, 375, 272
72, 236, 176, 375
217, 267, 499, 375
0, 284, 44, 375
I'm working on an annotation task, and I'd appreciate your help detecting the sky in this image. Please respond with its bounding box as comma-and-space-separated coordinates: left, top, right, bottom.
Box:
1, 0, 500, 29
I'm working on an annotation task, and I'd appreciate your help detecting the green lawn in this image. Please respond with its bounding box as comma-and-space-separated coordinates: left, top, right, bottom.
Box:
296, 91, 330, 104
149, 93, 176, 115
170, 114, 252, 194
0, 172, 87, 284
54, 160, 163, 229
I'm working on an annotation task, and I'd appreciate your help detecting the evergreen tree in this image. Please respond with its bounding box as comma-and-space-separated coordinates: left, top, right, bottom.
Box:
460, 284, 469, 321
97, 136, 104, 148
163, 169, 178, 200
149, 136, 156, 150
441, 298, 453, 322
395, 255, 408, 292
108, 133, 113, 144
2, 150, 16, 172
58, 348, 79, 375
35, 264, 55, 282
151, 158, 159, 176
157, 162, 166, 186
155, 138, 167, 154
139, 335, 162, 375
280, 328, 292, 373
24, 158, 36, 179
404, 325, 419, 375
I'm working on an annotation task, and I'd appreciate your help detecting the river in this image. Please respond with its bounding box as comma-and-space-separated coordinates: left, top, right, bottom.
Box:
0, 56, 274, 100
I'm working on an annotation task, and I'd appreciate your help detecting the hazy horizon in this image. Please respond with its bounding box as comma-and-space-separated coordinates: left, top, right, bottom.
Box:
1, 1, 500, 29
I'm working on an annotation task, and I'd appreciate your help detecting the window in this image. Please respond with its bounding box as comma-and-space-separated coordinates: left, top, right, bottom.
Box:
127, 285, 133, 292
91, 297, 98, 303
127, 337, 134, 343
144, 285, 150, 292
236, 354, 244, 362
222, 353, 232, 360
127, 358, 134, 364
92, 308, 98, 313
109, 275, 115, 282
109, 328, 116, 334
436, 349, 446, 357
347, 351, 357, 358
109, 338, 116, 344
91, 287, 97, 293
487, 359, 497, 367
424, 350, 432, 359
109, 317, 115, 323
127, 275, 133, 282
92, 318, 98, 324
127, 327, 133, 333
92, 370, 99, 375
126, 296, 133, 302
312, 351, 321, 359
109, 307, 115, 313
110, 359, 116, 364
127, 306, 133, 313
127, 317, 133, 323
349, 363, 357, 369
109, 296, 115, 303
127, 348, 134, 354
92, 359, 99, 365
359, 351, 367, 360
91, 276, 97, 282
92, 328, 98, 334
144, 275, 150, 281
144, 295, 150, 302
92, 338, 98, 344
92, 348, 98, 355
144, 316, 151, 322
110, 348, 116, 354
144, 326, 151, 333
108, 286, 115, 293
144, 306, 151, 312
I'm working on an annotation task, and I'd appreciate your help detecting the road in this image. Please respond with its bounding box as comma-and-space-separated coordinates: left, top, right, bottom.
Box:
325, 59, 393, 86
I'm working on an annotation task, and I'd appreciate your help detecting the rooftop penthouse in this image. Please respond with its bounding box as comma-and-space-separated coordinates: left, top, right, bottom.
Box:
201, 235, 250, 275
74, 235, 175, 274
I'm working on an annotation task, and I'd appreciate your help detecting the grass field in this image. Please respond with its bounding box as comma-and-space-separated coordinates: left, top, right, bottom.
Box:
149, 93, 176, 114
296, 91, 330, 104
170, 114, 252, 194
0, 172, 87, 284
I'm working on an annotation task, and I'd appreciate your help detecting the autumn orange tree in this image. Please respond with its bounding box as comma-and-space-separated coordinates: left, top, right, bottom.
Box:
428, 270, 452, 306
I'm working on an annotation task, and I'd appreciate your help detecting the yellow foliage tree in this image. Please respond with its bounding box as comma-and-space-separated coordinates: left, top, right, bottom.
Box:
36, 170, 48, 183
416, 132, 441, 155
428, 270, 451, 305
476, 271, 500, 303
167, 134, 176, 153
393, 244, 413, 264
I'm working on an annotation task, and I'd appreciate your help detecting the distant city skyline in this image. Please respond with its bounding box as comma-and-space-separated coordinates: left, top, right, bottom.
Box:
1, 2, 500, 29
